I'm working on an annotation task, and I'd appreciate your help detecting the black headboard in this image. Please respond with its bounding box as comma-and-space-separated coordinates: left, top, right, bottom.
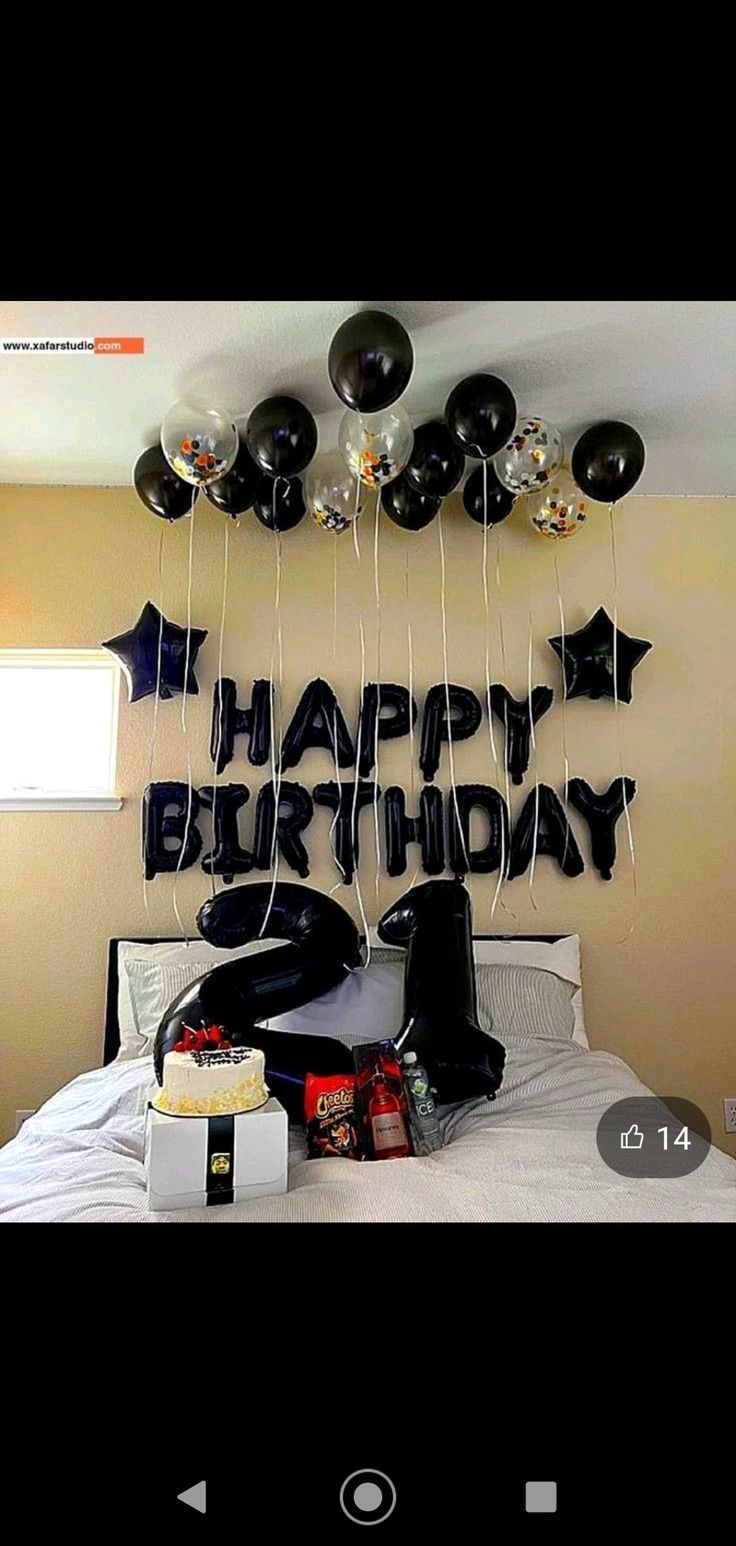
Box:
104, 932, 564, 1066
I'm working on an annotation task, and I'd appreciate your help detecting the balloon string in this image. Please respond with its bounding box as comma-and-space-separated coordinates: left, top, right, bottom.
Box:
481, 462, 505, 923
406, 541, 420, 890
346, 613, 371, 972
142, 522, 166, 922
172, 492, 197, 943
330, 535, 346, 883
372, 485, 382, 912
553, 545, 571, 869
438, 506, 469, 873
527, 608, 540, 911
493, 526, 519, 929
610, 505, 637, 941
259, 492, 284, 939
210, 517, 231, 898
352, 472, 362, 564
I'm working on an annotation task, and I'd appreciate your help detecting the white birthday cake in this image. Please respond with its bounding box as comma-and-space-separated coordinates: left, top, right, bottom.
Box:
153, 1044, 268, 1118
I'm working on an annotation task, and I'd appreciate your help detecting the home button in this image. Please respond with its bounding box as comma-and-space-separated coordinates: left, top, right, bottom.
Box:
340, 1470, 396, 1525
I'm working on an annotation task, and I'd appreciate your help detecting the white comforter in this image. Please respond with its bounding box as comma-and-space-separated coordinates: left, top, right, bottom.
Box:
1, 1039, 734, 1222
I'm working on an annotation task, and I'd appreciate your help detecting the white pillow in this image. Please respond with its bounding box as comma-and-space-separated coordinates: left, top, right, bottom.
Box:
116, 938, 284, 1060
472, 936, 587, 1047
368, 930, 588, 1048
476, 963, 575, 1042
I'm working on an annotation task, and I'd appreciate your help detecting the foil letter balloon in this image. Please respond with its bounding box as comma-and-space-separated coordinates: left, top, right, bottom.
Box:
378, 879, 506, 1104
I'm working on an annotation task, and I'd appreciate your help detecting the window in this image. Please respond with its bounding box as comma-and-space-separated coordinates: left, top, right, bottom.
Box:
0, 650, 121, 809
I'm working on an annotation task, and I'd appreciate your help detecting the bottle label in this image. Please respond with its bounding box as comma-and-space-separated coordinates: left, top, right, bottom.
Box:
415, 1097, 436, 1118
372, 1112, 408, 1153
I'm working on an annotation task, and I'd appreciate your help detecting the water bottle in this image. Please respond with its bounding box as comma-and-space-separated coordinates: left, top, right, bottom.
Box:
402, 1053, 442, 1155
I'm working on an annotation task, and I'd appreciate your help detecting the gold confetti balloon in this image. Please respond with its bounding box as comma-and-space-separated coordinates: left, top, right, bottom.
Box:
527, 470, 588, 540
493, 415, 563, 494
305, 451, 364, 533
161, 399, 238, 487
338, 405, 414, 488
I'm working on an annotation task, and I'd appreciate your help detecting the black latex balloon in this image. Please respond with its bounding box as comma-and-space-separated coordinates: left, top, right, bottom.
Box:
567, 776, 637, 881
204, 441, 261, 517
328, 309, 414, 413
420, 684, 483, 782
462, 464, 515, 526
313, 781, 377, 885
154, 882, 362, 1119
404, 420, 465, 498
142, 782, 203, 879
447, 784, 511, 876
246, 396, 318, 479
571, 421, 645, 505
133, 443, 195, 522
507, 785, 584, 879
378, 879, 505, 1104
381, 474, 440, 531
357, 684, 417, 777
252, 473, 306, 532
548, 606, 652, 703
210, 678, 272, 775
489, 685, 555, 786
280, 679, 355, 772
103, 601, 207, 702
384, 786, 445, 877
198, 784, 253, 884
253, 780, 314, 878
445, 373, 517, 460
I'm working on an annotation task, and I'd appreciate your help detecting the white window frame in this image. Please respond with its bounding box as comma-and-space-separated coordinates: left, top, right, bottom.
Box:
0, 649, 123, 811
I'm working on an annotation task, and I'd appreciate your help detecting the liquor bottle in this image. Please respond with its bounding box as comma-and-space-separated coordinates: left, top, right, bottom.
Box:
368, 1078, 412, 1160
402, 1052, 443, 1155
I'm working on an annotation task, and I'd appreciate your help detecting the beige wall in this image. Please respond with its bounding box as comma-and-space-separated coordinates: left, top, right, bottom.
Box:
2, 485, 734, 1154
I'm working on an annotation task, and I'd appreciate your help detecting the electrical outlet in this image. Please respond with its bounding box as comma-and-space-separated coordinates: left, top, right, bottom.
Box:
724, 1099, 736, 1135
14, 1109, 35, 1135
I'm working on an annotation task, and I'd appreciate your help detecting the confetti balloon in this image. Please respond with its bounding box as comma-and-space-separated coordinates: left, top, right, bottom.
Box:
305, 452, 364, 534
338, 405, 414, 488
161, 399, 238, 487
527, 470, 588, 540
494, 416, 563, 495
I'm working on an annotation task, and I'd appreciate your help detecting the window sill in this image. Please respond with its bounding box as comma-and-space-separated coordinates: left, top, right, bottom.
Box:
0, 795, 123, 811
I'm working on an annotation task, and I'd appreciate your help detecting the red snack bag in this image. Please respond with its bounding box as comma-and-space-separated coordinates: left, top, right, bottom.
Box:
304, 1072, 364, 1161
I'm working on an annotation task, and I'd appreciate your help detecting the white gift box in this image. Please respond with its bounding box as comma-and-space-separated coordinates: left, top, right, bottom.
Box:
145, 1098, 288, 1212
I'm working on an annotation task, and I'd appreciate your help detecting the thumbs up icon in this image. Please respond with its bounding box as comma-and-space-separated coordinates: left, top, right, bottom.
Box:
620, 1124, 644, 1150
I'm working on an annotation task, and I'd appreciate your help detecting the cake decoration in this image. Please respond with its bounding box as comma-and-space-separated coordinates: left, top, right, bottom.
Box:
152, 1033, 269, 1118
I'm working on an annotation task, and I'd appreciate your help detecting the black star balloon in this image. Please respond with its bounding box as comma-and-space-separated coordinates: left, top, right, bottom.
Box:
103, 602, 208, 703
548, 606, 651, 703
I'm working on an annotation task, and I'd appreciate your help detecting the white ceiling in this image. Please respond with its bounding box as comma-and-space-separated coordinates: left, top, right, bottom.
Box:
1, 299, 734, 493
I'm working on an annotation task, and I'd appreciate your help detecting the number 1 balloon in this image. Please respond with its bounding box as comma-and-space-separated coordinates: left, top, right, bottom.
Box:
161, 399, 238, 487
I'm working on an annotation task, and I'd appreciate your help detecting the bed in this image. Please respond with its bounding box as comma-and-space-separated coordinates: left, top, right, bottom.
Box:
1, 935, 734, 1223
